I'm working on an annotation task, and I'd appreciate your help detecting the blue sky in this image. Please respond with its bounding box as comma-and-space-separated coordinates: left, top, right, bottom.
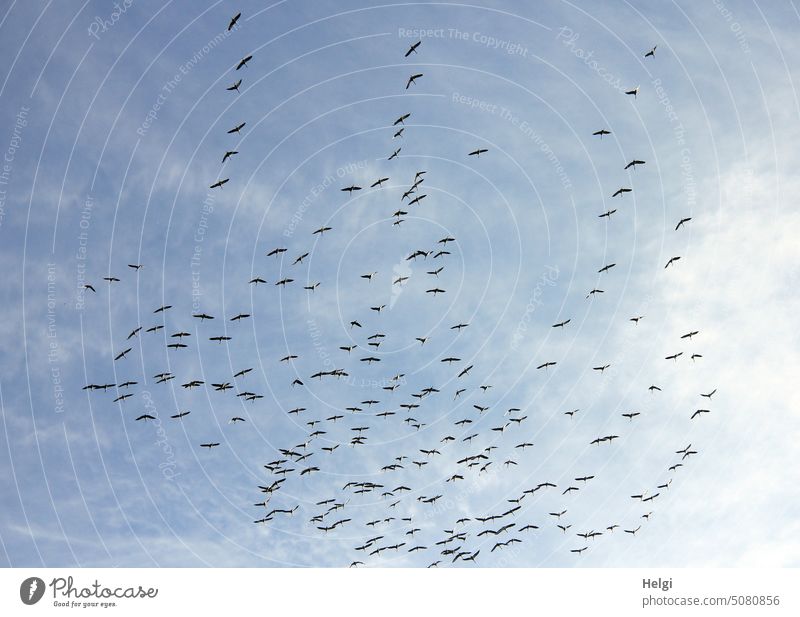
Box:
1, 0, 799, 567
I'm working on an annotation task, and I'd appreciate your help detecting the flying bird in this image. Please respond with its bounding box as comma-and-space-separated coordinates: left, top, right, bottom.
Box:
624, 159, 645, 170
236, 55, 253, 70
127, 327, 142, 340
404, 40, 421, 57
406, 73, 423, 89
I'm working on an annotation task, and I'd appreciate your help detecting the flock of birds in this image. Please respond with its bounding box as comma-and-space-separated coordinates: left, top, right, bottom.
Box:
80, 16, 715, 566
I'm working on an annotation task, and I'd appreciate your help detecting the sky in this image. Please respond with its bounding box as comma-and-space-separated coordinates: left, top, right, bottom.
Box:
0, 0, 799, 568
